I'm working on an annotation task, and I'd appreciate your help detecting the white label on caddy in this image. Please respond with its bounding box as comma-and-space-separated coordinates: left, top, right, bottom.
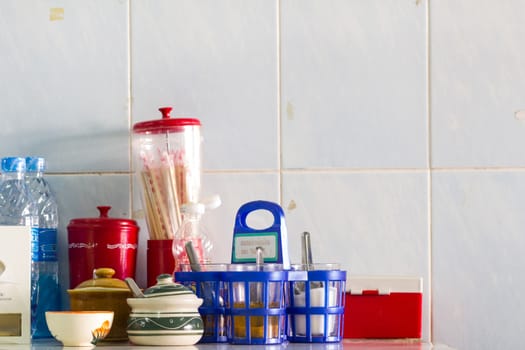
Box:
233, 233, 278, 262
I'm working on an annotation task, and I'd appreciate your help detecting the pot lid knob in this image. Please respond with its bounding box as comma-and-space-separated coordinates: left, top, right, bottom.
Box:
94, 267, 115, 279
73, 267, 129, 289
143, 273, 193, 297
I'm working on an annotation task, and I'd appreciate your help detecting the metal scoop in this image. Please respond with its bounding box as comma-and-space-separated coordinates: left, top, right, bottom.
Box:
255, 246, 264, 271
125, 277, 145, 298
302, 231, 323, 289
301, 231, 314, 270
185, 241, 222, 308
185, 241, 202, 272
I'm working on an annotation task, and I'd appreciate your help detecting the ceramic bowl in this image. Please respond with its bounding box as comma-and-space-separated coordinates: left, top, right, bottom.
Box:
68, 267, 132, 341
45, 311, 114, 347
126, 274, 204, 346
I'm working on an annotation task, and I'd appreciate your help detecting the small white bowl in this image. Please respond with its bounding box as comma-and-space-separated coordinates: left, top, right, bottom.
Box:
45, 311, 114, 347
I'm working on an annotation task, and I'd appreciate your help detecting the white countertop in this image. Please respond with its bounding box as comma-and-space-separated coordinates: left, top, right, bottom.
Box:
0, 339, 455, 350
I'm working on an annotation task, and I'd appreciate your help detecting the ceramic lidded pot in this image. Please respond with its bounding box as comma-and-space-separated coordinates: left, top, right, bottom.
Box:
68, 267, 132, 341
127, 274, 204, 346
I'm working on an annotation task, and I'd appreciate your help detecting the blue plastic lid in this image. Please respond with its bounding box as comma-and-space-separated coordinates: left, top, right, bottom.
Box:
1, 157, 26, 173
26, 157, 46, 172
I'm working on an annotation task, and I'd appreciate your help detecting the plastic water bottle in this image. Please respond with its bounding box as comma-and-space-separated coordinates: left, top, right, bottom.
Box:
0, 157, 34, 226
171, 195, 221, 272
25, 157, 60, 338
172, 202, 213, 272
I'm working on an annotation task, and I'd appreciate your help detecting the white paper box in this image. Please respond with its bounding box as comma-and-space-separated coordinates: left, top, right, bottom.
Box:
0, 226, 32, 344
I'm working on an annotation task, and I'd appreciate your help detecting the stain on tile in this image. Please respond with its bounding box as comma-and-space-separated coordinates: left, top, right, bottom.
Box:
49, 8, 64, 21
286, 101, 294, 120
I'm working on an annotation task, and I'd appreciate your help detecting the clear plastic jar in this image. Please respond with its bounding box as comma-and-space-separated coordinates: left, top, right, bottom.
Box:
132, 107, 202, 240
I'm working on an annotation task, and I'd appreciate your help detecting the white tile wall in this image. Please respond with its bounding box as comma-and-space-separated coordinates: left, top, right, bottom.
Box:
1, 0, 523, 349
431, 1, 525, 168
281, 0, 427, 169
430, 1, 525, 349
0, 0, 130, 172
432, 170, 525, 349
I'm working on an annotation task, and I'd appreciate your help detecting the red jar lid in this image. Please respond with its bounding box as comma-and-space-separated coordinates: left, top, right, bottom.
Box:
133, 107, 201, 134
67, 206, 139, 231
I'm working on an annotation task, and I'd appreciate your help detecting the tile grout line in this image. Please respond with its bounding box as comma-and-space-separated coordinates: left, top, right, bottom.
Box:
277, 0, 283, 205
426, 0, 433, 342
45, 166, 525, 177
128, 0, 134, 216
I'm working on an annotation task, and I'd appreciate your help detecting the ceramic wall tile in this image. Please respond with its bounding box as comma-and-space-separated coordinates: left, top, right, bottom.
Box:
431, 1, 525, 167
280, 0, 427, 169
282, 171, 430, 340
47, 174, 131, 308
131, 0, 279, 170
0, 0, 130, 172
432, 170, 525, 349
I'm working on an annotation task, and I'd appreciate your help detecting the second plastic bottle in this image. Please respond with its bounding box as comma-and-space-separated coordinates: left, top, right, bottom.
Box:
25, 157, 60, 338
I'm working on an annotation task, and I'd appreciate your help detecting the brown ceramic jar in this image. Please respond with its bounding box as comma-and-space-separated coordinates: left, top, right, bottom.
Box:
68, 267, 133, 341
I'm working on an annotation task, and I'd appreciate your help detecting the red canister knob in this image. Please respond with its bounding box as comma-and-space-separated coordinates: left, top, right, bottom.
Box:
159, 107, 173, 119
97, 206, 111, 218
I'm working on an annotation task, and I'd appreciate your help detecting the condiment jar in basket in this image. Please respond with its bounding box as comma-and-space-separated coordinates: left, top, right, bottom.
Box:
126, 274, 204, 346
68, 267, 133, 341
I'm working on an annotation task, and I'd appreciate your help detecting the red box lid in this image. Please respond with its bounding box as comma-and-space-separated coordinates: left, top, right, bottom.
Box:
346, 275, 422, 295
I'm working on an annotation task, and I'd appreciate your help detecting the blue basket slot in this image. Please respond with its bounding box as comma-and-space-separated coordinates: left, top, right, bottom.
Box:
175, 271, 228, 343
223, 270, 288, 345
287, 269, 347, 343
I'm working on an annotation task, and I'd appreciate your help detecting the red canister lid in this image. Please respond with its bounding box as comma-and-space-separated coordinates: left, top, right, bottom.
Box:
67, 206, 139, 231
132, 106, 201, 134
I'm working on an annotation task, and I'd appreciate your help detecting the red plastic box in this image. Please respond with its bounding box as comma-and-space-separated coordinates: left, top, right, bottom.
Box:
344, 276, 422, 339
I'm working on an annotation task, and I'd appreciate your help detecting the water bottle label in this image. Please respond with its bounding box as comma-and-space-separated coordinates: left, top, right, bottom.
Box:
31, 228, 57, 261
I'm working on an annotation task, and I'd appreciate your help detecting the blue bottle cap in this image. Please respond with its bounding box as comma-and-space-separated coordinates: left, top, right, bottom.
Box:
1, 157, 26, 173
26, 157, 46, 172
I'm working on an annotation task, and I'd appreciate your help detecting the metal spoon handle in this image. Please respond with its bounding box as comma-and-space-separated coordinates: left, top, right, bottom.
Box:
125, 277, 145, 298
185, 241, 202, 272
302, 231, 314, 270
255, 246, 264, 271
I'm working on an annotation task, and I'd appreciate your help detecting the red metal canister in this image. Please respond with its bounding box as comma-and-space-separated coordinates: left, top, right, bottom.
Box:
67, 206, 139, 288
